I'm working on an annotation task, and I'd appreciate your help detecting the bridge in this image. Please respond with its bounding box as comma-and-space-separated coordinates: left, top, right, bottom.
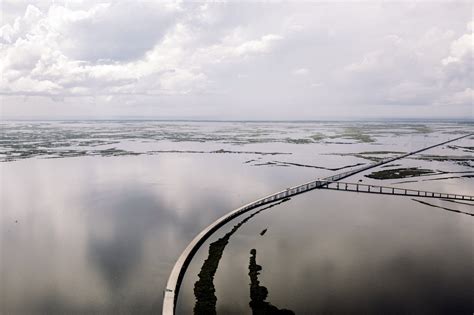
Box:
319, 180, 473, 201
162, 132, 473, 315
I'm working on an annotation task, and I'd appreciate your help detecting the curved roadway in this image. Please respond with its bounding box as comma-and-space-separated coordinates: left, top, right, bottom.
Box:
162, 132, 473, 314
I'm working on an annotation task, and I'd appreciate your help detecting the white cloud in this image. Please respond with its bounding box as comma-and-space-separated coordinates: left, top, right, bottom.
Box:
438, 21, 474, 107
0, 5, 43, 44
292, 68, 309, 76
340, 20, 473, 109
158, 69, 207, 94
234, 34, 282, 56
0, 4, 284, 97
386, 81, 437, 104
442, 21, 473, 65
0, 2, 472, 119
441, 88, 473, 105
345, 50, 383, 73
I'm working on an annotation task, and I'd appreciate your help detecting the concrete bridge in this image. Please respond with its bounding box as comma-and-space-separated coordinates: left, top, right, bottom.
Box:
162, 132, 473, 315
320, 180, 474, 201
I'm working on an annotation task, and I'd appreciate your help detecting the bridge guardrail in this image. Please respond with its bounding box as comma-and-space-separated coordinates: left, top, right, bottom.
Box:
163, 132, 474, 314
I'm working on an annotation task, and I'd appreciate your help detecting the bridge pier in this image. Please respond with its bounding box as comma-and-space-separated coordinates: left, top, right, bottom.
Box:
162, 132, 474, 315
318, 181, 472, 202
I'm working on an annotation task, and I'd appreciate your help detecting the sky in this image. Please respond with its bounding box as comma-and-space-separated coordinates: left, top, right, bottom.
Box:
0, 0, 472, 120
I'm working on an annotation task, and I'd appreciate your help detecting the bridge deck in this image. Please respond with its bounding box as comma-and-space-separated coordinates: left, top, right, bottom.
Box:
320, 181, 474, 201
162, 132, 474, 315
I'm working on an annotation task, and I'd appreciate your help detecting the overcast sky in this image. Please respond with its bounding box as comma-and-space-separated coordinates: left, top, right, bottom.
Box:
0, 1, 472, 120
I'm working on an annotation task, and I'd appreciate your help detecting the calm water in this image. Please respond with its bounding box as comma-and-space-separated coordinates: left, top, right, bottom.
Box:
1, 121, 472, 313
177, 190, 473, 314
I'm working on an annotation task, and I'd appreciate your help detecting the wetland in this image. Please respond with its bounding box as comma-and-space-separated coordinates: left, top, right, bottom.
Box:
1, 120, 472, 314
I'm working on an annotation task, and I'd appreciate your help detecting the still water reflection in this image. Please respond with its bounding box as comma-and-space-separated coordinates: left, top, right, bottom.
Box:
248, 248, 295, 315
193, 199, 290, 315
178, 190, 473, 314
1, 121, 472, 314
1, 154, 305, 313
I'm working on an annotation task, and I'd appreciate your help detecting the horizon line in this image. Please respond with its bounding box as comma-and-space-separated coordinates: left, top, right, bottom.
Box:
1, 117, 473, 123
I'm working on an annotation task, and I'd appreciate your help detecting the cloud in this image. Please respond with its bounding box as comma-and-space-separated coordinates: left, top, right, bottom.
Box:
439, 88, 473, 106
438, 21, 474, 106
345, 51, 384, 73
292, 68, 309, 76
442, 36, 472, 66
340, 21, 473, 108
0, 3, 284, 97
233, 34, 282, 56
56, 2, 180, 62
0, 1, 472, 119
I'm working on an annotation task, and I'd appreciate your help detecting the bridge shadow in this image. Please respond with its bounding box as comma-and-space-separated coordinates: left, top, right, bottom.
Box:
412, 199, 474, 217
193, 198, 290, 315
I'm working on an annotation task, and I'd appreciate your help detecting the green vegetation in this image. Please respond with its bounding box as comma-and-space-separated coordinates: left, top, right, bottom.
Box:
2, 121, 471, 162
331, 127, 376, 143
447, 145, 474, 152
412, 125, 432, 134
414, 154, 474, 161
1, 147, 292, 162
248, 249, 294, 315
193, 199, 290, 315
309, 133, 326, 141
326, 151, 406, 163
365, 167, 435, 180
284, 138, 314, 144
411, 155, 474, 168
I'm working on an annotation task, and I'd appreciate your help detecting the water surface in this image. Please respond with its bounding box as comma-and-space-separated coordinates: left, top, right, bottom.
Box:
1, 121, 472, 313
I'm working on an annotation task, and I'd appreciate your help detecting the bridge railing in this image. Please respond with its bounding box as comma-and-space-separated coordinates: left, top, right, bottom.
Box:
163, 132, 474, 315
323, 181, 474, 201
162, 175, 335, 314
